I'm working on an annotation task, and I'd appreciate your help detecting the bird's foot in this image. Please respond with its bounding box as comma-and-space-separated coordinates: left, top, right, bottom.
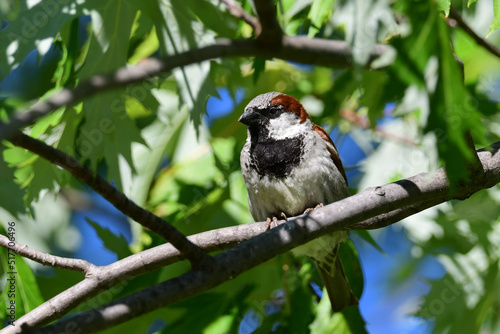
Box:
265, 213, 288, 230
303, 203, 324, 214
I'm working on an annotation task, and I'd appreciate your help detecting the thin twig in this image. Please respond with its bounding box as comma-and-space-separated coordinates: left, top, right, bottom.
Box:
448, 6, 500, 59
0, 235, 94, 273
339, 108, 419, 146
220, 0, 261, 35
8, 132, 213, 269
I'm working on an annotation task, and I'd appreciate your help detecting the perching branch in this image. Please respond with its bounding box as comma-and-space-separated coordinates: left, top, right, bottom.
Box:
6, 142, 499, 333
0, 189, 448, 331
0, 187, 449, 330
9, 132, 213, 269
0, 235, 94, 273
0, 37, 391, 143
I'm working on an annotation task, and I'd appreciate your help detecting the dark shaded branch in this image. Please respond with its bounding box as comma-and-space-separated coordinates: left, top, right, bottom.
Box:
14, 142, 500, 334
448, 7, 500, 59
221, 0, 261, 35
0, 38, 391, 143
253, 0, 283, 45
8, 132, 213, 268
0, 235, 94, 273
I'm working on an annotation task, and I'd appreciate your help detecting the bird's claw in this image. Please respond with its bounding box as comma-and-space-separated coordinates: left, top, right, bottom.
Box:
303, 203, 324, 214
265, 213, 288, 230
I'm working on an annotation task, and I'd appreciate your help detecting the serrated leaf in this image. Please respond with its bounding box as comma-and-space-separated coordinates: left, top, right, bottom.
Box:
0, 2, 75, 80
134, 0, 218, 134
73, 0, 145, 188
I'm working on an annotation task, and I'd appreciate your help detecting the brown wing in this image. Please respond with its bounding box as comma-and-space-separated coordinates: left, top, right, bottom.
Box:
312, 124, 348, 186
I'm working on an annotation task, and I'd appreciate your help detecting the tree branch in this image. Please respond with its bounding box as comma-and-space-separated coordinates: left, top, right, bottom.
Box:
0, 195, 446, 331
0, 235, 94, 273
0, 198, 446, 330
448, 6, 500, 59
9, 142, 499, 333
253, 0, 283, 45
0, 38, 391, 143
8, 132, 213, 269
220, 0, 261, 35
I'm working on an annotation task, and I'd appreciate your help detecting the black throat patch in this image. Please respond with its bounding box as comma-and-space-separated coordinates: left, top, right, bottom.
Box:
249, 133, 304, 178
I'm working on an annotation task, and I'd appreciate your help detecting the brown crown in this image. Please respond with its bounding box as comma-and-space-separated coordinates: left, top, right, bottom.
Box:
270, 94, 311, 124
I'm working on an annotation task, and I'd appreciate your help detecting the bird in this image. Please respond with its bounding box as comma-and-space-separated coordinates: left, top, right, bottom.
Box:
239, 91, 358, 312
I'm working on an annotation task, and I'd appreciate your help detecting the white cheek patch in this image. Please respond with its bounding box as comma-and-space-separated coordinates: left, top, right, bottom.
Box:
267, 113, 311, 140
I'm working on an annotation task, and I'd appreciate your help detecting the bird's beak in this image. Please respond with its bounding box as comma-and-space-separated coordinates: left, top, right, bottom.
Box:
238, 109, 262, 126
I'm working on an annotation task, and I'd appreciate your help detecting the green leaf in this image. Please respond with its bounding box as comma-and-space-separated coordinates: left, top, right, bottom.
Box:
0, 2, 75, 79
0, 153, 26, 216
307, 0, 336, 37
133, 0, 218, 133
417, 262, 499, 334
436, 0, 451, 16
360, 71, 389, 125
339, 241, 364, 301
252, 58, 266, 84
283, 261, 316, 333
0, 225, 44, 322
352, 230, 385, 254
467, 0, 479, 7
487, 0, 500, 37
75, 0, 145, 188
86, 219, 132, 259
162, 287, 253, 334
427, 17, 484, 186
342, 306, 368, 334
309, 297, 349, 334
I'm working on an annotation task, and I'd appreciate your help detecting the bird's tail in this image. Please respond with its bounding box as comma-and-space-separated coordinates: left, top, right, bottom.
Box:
315, 246, 358, 312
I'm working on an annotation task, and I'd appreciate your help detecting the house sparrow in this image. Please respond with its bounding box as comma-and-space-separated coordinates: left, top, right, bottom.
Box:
239, 92, 358, 312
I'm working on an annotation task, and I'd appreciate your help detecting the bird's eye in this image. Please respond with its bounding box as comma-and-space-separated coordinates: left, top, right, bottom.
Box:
268, 107, 280, 116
